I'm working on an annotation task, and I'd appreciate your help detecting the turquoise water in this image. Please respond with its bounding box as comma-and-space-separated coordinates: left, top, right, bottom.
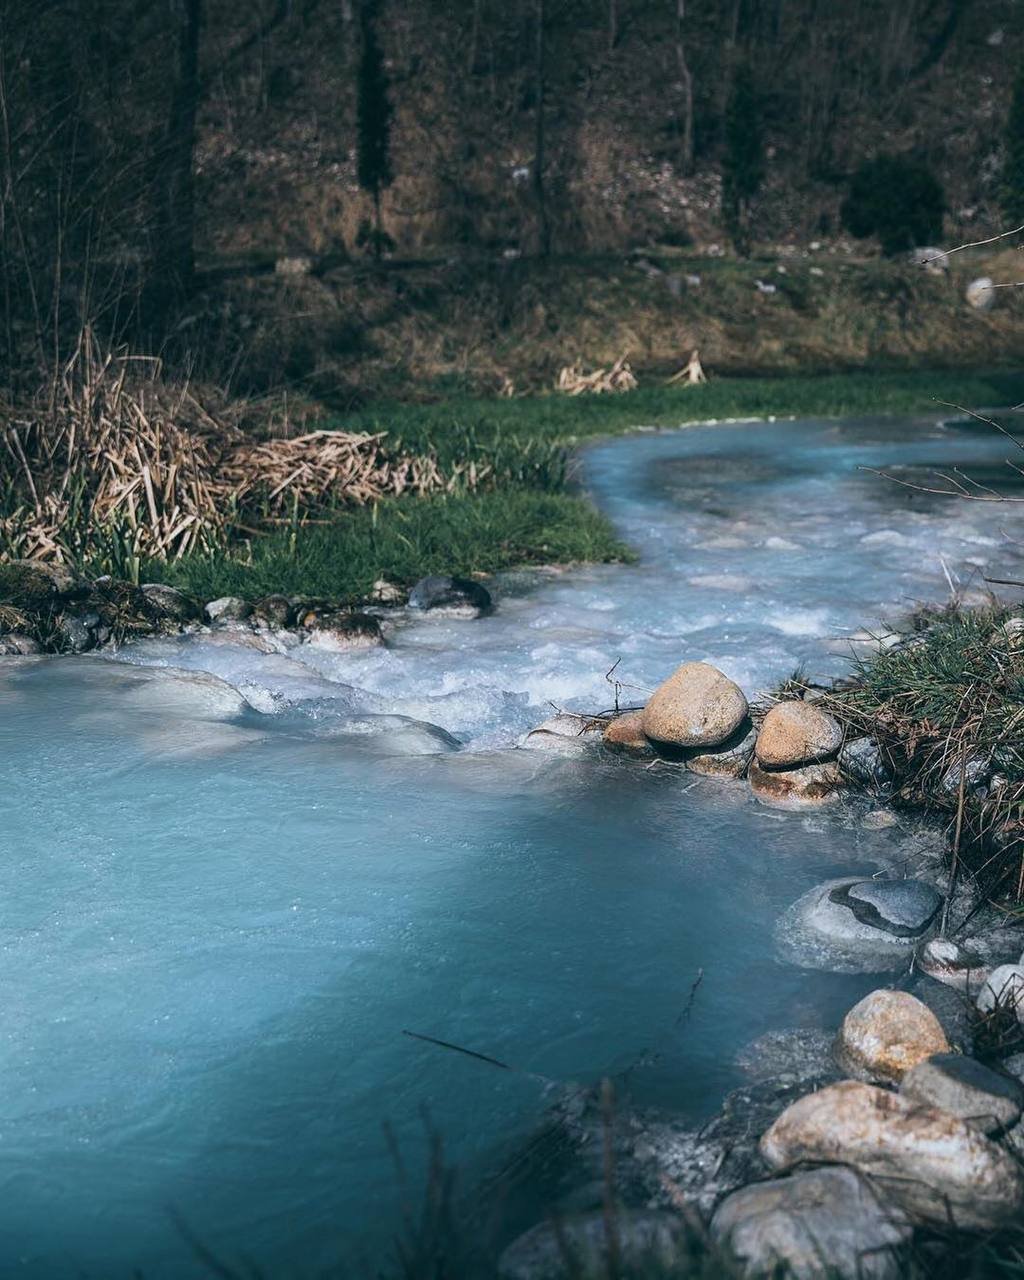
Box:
0, 414, 1019, 1275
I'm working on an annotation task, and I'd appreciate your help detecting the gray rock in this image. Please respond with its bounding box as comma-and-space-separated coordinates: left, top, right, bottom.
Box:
498, 1211, 687, 1280
0, 633, 41, 655
910, 246, 948, 273
408, 575, 492, 616
966, 276, 996, 311
1005, 1054, 1024, 1083
684, 720, 756, 778
56, 611, 98, 653
976, 964, 1024, 1019
711, 1166, 911, 1280
140, 582, 199, 622
900, 1053, 1023, 1135
304, 611, 384, 651
775, 877, 936, 973
829, 879, 941, 938
252, 594, 294, 627
838, 736, 889, 787
205, 596, 253, 622
917, 938, 987, 994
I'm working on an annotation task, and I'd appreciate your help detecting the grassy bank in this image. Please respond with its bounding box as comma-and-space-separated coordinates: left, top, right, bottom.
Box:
143, 368, 1024, 602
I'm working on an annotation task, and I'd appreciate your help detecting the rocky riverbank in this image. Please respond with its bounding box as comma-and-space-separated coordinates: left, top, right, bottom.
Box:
506, 651, 1024, 1277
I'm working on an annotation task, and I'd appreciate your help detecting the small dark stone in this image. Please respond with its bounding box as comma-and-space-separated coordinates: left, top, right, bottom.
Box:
140, 582, 200, 622
56, 612, 97, 653
408, 575, 492, 615
252, 594, 294, 627
829, 879, 941, 938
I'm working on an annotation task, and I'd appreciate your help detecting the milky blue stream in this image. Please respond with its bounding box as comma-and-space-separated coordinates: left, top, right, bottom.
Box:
1, 413, 1021, 1276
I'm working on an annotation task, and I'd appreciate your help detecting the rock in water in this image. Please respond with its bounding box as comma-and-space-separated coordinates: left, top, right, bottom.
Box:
838, 736, 888, 786
602, 710, 652, 754
252, 594, 294, 627
520, 712, 602, 754
755, 701, 842, 768
835, 989, 949, 1083
408, 575, 492, 617
499, 1211, 687, 1280
917, 938, 987, 993
829, 879, 941, 938
140, 583, 199, 622
711, 1166, 911, 1280
900, 1053, 1023, 1135
748, 759, 839, 808
685, 720, 756, 777
641, 661, 748, 749
304, 612, 384, 651
760, 1080, 1024, 1231
205, 596, 253, 623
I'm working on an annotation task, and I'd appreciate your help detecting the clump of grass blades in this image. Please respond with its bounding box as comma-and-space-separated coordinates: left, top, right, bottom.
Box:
820, 606, 1024, 901
145, 490, 632, 604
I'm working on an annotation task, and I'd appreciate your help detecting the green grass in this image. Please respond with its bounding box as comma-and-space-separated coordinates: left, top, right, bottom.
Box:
332, 370, 1024, 463
147, 490, 632, 602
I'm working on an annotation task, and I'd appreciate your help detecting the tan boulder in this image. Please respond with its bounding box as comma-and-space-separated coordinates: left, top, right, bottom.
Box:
834, 989, 949, 1084
749, 759, 840, 809
760, 1080, 1024, 1230
602, 710, 652, 754
756, 701, 843, 768
641, 662, 748, 749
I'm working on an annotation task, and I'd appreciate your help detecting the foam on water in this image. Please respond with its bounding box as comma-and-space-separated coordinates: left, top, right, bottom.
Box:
1, 414, 1021, 1276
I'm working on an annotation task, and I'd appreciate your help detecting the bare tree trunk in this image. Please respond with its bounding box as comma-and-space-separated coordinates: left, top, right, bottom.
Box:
151, 0, 203, 315
533, 0, 551, 256
675, 0, 694, 174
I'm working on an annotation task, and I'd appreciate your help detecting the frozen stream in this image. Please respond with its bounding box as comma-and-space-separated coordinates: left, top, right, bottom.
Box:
1, 413, 1023, 1276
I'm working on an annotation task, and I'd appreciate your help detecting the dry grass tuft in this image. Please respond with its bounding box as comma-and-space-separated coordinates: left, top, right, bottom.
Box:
556, 355, 638, 395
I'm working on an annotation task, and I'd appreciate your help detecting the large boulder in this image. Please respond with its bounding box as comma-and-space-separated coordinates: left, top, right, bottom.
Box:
760, 1080, 1024, 1230
900, 1053, 1023, 1135
749, 759, 839, 809
498, 1210, 687, 1280
755, 701, 842, 769
835, 989, 949, 1084
408, 575, 492, 617
711, 1166, 911, 1280
641, 662, 748, 749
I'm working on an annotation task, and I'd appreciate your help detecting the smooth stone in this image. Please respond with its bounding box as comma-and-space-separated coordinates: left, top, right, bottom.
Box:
641, 661, 748, 749
838, 736, 889, 787
520, 713, 602, 754
760, 1080, 1024, 1231
829, 878, 941, 938
205, 596, 253, 622
498, 1210, 687, 1280
407, 575, 492, 616
835, 989, 949, 1084
755, 701, 842, 768
304, 612, 384, 651
775, 878, 931, 974
711, 1166, 911, 1280
976, 964, 1024, 1020
900, 1053, 1024, 1135
918, 938, 987, 994
748, 759, 839, 809
601, 709, 653, 754
966, 276, 996, 311
684, 720, 756, 778
140, 582, 199, 622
